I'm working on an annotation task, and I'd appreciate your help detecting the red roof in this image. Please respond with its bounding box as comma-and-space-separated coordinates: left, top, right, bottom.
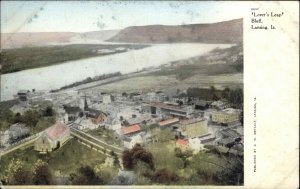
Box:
176, 139, 188, 146
122, 124, 141, 135
46, 123, 69, 140
159, 118, 179, 126
92, 114, 106, 124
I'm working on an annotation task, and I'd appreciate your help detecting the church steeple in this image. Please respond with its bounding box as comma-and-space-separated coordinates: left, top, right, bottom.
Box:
84, 95, 88, 111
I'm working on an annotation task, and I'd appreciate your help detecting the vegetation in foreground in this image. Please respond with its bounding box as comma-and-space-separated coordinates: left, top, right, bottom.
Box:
0, 136, 243, 185
0, 139, 113, 185
121, 143, 243, 185
1, 44, 148, 74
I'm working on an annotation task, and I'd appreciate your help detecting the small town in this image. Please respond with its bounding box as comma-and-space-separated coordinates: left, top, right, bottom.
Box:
0, 85, 243, 185
0, 1, 244, 186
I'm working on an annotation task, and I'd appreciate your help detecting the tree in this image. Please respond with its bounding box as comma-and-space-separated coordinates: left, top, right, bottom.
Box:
1, 109, 14, 123
122, 150, 133, 170
14, 112, 22, 123
71, 166, 104, 185
228, 88, 243, 108
22, 110, 40, 127
222, 87, 231, 99
3, 158, 32, 185
174, 148, 193, 168
132, 144, 155, 170
32, 160, 54, 185
43, 106, 54, 117
176, 100, 183, 106
110, 150, 120, 167
122, 144, 155, 171
148, 168, 181, 184
11, 168, 32, 185
210, 86, 220, 101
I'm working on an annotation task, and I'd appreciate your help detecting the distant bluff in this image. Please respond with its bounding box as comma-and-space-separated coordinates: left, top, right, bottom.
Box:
107, 18, 243, 44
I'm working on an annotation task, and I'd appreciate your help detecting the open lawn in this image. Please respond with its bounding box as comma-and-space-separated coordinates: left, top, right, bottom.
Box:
86, 127, 122, 146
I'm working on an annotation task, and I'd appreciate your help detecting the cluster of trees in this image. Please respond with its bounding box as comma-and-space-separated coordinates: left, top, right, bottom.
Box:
187, 87, 222, 101
122, 144, 186, 185
13, 106, 55, 130
226, 88, 243, 108
143, 168, 182, 185
174, 148, 193, 169
183, 147, 243, 185
122, 144, 155, 171
1, 106, 55, 128
2, 159, 53, 185
186, 86, 243, 108
51, 72, 121, 92
70, 166, 104, 185
110, 151, 120, 167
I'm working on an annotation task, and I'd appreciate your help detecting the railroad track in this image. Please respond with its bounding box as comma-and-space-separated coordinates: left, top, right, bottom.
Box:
0, 133, 41, 157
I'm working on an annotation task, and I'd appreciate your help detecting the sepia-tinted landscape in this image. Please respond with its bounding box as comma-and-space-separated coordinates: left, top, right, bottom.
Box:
0, 1, 244, 186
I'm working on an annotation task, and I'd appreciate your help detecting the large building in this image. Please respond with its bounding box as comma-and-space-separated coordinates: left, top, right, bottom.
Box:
211, 108, 240, 125
148, 101, 193, 118
158, 117, 180, 130
17, 90, 29, 101
34, 123, 70, 153
180, 118, 208, 138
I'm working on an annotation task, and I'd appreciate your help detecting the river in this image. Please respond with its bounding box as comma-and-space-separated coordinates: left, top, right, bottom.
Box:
1, 43, 232, 101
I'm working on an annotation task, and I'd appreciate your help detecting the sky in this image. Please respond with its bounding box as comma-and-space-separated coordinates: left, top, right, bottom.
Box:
1, 1, 250, 33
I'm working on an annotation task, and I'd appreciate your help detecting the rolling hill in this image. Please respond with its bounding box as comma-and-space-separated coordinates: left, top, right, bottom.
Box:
107, 18, 243, 44
1, 30, 120, 49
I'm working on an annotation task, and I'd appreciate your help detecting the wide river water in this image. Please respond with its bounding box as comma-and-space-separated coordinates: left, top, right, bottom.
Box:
1, 43, 232, 101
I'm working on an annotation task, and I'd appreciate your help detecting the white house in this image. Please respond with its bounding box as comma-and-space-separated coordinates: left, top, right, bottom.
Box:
123, 134, 143, 149
102, 95, 112, 104
106, 122, 122, 131
188, 138, 205, 153
75, 118, 99, 130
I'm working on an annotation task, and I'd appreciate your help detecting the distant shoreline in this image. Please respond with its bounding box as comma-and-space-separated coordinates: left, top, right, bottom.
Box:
1, 44, 149, 74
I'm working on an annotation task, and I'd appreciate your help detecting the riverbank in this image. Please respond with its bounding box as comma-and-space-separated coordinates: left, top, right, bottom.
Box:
1, 44, 148, 74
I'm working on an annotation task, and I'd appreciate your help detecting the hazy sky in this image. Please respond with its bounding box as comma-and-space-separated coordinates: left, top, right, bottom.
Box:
1, 1, 250, 33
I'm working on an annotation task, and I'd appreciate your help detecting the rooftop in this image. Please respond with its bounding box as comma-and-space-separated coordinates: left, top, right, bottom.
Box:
45, 122, 69, 140
149, 101, 187, 113
181, 118, 205, 125
176, 139, 188, 146
122, 124, 141, 135
159, 117, 179, 126
17, 90, 29, 94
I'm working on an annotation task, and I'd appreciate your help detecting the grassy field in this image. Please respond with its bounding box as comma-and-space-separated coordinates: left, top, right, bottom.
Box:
1, 44, 148, 73
87, 73, 242, 95
84, 44, 243, 94
89, 75, 178, 93
87, 127, 122, 146
0, 138, 107, 179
